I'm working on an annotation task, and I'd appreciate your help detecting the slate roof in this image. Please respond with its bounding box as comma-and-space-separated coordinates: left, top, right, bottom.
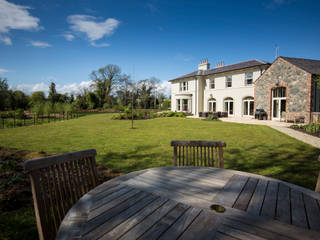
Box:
169, 59, 270, 81
280, 56, 320, 74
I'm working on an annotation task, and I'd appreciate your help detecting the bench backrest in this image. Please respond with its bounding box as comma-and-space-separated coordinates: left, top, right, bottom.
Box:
24, 149, 99, 240
171, 140, 226, 168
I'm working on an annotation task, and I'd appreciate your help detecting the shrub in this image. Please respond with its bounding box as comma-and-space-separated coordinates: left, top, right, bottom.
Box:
206, 114, 219, 121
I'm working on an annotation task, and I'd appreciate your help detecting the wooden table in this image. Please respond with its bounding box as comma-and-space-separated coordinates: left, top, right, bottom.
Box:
56, 167, 320, 240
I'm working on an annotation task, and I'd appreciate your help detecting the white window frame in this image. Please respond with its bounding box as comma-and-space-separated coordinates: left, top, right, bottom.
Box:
245, 72, 253, 86
243, 97, 254, 116
179, 81, 188, 92
210, 79, 215, 89
208, 99, 216, 112
224, 98, 234, 116
225, 76, 232, 88
177, 99, 181, 111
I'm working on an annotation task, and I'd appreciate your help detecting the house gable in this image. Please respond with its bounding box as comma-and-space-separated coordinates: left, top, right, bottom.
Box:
255, 57, 311, 122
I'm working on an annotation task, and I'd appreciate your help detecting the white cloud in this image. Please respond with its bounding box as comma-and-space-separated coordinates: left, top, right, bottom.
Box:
0, 35, 12, 45
67, 14, 120, 45
14, 81, 93, 96
63, 33, 75, 41
29, 40, 51, 48
0, 0, 40, 45
0, 68, 10, 74
90, 42, 110, 47
156, 81, 171, 97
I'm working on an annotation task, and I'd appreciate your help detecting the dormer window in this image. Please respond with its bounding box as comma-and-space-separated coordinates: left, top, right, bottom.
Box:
179, 81, 188, 91
210, 79, 215, 89
245, 72, 253, 86
226, 76, 232, 88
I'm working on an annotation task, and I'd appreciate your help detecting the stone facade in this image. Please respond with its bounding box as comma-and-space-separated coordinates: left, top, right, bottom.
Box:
255, 57, 312, 122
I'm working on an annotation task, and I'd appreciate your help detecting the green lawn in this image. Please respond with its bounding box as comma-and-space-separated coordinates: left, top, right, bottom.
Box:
1, 113, 319, 189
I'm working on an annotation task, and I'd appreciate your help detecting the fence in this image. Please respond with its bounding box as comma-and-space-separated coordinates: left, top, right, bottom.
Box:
0, 112, 82, 129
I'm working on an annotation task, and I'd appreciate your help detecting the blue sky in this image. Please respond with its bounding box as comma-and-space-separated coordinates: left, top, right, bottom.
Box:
0, 0, 319, 96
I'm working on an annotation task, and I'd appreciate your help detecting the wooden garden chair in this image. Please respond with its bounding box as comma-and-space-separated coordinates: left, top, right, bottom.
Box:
171, 140, 226, 168
24, 149, 99, 240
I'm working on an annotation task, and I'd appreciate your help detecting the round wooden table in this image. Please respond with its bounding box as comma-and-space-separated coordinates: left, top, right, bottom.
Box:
56, 167, 320, 240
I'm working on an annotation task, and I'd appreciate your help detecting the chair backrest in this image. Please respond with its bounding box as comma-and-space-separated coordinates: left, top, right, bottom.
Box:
315, 155, 320, 193
171, 140, 226, 168
24, 149, 99, 240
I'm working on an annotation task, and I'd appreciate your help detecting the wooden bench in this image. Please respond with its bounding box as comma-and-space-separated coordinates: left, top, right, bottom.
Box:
171, 140, 226, 168
24, 149, 99, 240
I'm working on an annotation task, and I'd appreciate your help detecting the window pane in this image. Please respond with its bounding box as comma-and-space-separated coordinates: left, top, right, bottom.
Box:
244, 101, 248, 115
213, 102, 216, 112
224, 102, 228, 112
249, 101, 254, 115
229, 102, 233, 115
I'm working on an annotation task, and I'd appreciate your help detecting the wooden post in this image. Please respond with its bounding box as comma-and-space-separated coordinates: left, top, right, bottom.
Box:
67, 112, 69, 120
14, 112, 16, 128
173, 146, 177, 166
34, 114, 36, 125
48, 113, 50, 123
29, 172, 45, 240
218, 148, 224, 168
24, 115, 26, 126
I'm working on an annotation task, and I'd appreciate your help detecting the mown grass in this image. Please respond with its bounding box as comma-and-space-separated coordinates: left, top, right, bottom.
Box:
1, 113, 319, 189
0, 113, 319, 239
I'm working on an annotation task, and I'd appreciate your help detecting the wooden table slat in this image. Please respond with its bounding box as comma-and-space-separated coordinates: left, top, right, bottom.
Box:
99, 197, 169, 240
246, 179, 268, 215
138, 203, 190, 240
276, 183, 291, 224
158, 207, 202, 240
303, 193, 320, 231
83, 190, 148, 238
178, 210, 222, 240
233, 177, 258, 211
291, 189, 308, 229
218, 224, 267, 240
260, 181, 278, 218
119, 200, 178, 240
213, 174, 248, 207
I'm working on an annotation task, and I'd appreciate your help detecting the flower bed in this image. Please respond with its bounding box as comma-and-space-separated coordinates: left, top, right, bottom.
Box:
290, 122, 320, 138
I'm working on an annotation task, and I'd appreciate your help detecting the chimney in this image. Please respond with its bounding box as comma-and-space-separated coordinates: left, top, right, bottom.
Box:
215, 61, 225, 68
198, 59, 210, 71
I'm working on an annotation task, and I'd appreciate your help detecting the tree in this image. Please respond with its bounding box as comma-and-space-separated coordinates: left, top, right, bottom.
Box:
90, 64, 122, 106
48, 82, 58, 104
0, 78, 12, 110
12, 90, 28, 109
30, 91, 46, 105
149, 77, 160, 108
137, 79, 153, 109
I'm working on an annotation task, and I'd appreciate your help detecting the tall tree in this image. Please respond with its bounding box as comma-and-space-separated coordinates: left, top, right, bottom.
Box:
0, 78, 12, 110
90, 64, 122, 106
48, 82, 57, 104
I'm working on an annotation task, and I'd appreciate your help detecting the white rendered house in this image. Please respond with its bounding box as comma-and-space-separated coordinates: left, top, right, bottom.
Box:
170, 59, 270, 117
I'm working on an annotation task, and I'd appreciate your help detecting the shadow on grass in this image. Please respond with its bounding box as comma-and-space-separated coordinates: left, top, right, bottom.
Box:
225, 144, 320, 189
98, 145, 172, 174
98, 143, 320, 190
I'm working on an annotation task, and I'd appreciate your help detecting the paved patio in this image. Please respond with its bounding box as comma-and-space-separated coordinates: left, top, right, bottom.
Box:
220, 117, 320, 148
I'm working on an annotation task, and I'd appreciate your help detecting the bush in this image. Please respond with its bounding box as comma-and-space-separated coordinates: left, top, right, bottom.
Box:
15, 109, 25, 119
206, 114, 219, 121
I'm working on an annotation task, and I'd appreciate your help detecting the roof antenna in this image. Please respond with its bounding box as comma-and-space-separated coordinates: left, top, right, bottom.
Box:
275, 45, 280, 59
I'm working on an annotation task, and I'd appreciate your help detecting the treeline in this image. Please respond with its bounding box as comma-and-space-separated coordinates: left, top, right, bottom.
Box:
0, 64, 171, 113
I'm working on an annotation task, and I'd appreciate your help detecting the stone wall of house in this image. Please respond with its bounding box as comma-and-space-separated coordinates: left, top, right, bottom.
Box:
255, 57, 311, 122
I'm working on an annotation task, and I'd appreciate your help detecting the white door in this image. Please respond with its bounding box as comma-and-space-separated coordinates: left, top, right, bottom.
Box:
272, 98, 286, 120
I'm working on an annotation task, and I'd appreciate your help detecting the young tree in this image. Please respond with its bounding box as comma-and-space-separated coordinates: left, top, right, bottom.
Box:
90, 64, 123, 106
